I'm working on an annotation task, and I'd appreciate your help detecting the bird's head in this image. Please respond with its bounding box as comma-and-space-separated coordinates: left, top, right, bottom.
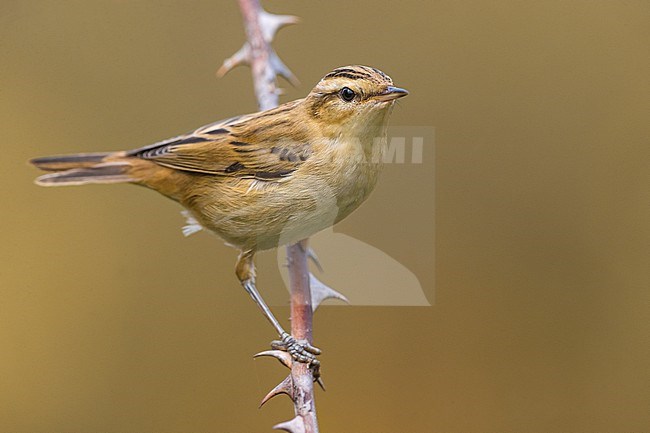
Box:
304, 65, 408, 136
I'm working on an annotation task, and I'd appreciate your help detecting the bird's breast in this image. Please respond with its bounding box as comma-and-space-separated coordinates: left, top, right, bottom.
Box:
316, 134, 385, 222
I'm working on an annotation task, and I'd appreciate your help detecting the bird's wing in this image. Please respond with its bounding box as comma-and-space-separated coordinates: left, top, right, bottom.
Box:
127, 102, 311, 180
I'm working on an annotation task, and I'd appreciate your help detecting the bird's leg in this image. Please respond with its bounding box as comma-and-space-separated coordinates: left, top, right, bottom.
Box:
236, 250, 321, 368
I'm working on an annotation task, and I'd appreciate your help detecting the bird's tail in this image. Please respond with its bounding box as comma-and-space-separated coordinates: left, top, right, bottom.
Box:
30, 152, 135, 186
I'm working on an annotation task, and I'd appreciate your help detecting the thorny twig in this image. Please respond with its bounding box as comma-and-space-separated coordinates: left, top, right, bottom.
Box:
218, 0, 298, 111
218, 1, 347, 432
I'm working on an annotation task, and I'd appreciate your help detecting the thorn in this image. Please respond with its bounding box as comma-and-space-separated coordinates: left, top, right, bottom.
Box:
216, 44, 251, 78
258, 10, 300, 42
270, 51, 300, 86
315, 376, 326, 391
254, 350, 293, 369
273, 416, 306, 433
259, 375, 293, 408
306, 248, 324, 273
310, 273, 350, 310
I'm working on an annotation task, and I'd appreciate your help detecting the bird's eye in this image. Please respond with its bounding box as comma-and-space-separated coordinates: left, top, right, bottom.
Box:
339, 87, 356, 102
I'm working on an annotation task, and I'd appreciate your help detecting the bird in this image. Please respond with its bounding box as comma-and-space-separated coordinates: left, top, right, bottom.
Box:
30, 65, 408, 369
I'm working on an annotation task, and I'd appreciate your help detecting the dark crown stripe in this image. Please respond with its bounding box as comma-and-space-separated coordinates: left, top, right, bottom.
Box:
330, 67, 370, 75
324, 68, 371, 80
325, 72, 367, 80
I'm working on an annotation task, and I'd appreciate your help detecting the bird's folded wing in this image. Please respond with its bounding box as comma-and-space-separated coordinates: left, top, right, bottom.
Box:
127, 112, 311, 180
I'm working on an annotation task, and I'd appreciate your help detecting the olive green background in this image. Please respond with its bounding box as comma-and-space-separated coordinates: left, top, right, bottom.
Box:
1, 1, 649, 432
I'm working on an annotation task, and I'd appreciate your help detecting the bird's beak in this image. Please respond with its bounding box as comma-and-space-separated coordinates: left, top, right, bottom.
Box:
375, 86, 409, 102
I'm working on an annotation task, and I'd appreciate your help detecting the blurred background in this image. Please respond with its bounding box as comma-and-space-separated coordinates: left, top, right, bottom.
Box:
1, 1, 649, 432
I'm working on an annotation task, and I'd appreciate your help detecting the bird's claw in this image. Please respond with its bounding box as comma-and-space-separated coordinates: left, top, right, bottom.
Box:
270, 333, 323, 383
272, 332, 321, 366
258, 338, 323, 385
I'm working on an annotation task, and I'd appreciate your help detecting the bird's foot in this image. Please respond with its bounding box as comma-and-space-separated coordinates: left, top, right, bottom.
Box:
272, 332, 321, 375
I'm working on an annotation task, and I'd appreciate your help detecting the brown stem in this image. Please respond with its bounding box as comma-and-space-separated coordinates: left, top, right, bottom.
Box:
287, 240, 318, 431
287, 240, 313, 343
234, 1, 319, 431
